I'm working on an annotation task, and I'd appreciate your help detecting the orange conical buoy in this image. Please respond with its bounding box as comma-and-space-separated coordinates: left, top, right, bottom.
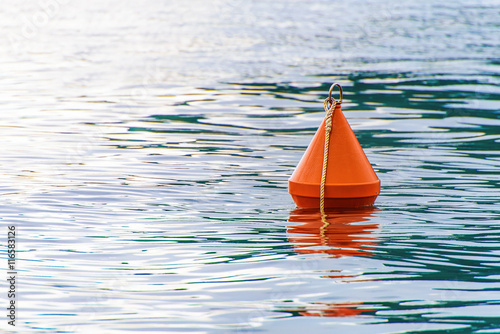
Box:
288, 83, 380, 209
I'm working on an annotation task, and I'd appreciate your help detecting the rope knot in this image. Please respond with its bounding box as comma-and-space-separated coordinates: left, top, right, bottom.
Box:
325, 117, 332, 133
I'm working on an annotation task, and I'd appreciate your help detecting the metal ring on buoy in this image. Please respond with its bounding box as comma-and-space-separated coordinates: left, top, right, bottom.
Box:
327, 83, 343, 107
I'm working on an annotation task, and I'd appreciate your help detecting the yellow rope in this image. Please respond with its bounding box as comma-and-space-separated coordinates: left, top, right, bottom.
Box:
320, 97, 336, 217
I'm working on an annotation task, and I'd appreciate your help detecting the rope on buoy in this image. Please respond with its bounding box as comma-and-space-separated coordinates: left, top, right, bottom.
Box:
320, 83, 343, 217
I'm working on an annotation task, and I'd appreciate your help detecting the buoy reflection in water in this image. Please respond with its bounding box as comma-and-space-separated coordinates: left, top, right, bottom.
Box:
288, 207, 379, 258
284, 208, 380, 318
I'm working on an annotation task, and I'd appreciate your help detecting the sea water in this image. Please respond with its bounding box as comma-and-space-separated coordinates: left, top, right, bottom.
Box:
0, 0, 499, 333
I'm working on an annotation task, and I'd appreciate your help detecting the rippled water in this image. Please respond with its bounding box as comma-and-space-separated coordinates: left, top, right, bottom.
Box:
1, 0, 500, 333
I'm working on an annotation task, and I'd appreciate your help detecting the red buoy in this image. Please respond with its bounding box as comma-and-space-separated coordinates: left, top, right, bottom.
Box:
288, 84, 380, 209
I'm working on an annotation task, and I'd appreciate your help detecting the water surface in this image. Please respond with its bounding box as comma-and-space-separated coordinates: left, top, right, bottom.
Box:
1, 1, 499, 333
